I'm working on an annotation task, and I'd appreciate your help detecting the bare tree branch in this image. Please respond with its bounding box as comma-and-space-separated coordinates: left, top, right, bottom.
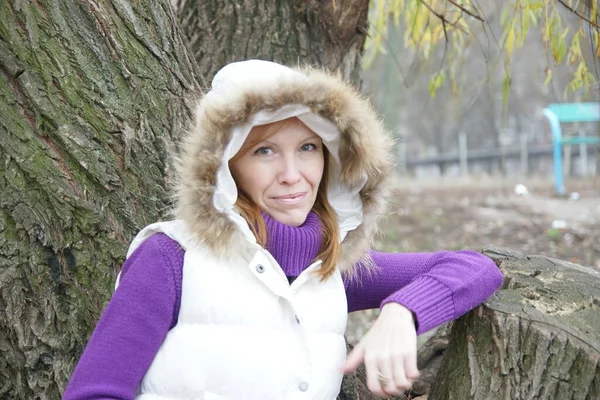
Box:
418, 0, 461, 30
556, 0, 600, 29
447, 0, 484, 22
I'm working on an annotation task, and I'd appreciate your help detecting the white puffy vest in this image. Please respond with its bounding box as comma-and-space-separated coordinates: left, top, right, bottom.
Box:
126, 220, 348, 400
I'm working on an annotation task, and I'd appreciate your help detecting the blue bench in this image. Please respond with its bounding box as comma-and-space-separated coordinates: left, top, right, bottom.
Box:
542, 102, 600, 195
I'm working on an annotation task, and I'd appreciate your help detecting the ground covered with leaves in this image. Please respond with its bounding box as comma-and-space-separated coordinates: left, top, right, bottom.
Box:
346, 177, 600, 343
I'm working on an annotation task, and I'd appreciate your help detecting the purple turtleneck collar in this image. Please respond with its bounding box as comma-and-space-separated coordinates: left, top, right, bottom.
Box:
262, 211, 323, 278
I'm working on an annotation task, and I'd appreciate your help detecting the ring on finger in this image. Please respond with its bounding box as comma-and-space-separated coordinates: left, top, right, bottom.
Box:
377, 372, 390, 386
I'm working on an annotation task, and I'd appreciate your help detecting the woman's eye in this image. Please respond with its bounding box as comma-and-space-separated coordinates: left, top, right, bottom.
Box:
254, 147, 273, 155
300, 143, 317, 152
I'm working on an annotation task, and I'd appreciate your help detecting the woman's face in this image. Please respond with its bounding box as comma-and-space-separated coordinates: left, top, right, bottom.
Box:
230, 118, 325, 226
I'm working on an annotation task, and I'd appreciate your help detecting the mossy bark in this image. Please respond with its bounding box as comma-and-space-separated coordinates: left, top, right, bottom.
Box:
176, 0, 369, 85
429, 249, 600, 400
1, 0, 370, 397
0, 0, 199, 397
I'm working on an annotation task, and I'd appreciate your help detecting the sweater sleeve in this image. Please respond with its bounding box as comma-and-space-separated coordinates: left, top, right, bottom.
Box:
344, 250, 503, 335
63, 233, 185, 400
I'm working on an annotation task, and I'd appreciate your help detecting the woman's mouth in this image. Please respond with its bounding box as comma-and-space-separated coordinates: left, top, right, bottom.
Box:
272, 192, 307, 203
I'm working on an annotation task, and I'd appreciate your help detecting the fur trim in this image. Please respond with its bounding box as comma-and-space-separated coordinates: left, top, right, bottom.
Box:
175, 65, 395, 272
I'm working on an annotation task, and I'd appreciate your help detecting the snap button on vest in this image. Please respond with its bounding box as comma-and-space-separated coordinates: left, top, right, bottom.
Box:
256, 264, 265, 273
298, 382, 309, 392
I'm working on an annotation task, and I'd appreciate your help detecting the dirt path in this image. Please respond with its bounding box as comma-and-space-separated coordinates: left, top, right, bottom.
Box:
379, 177, 600, 267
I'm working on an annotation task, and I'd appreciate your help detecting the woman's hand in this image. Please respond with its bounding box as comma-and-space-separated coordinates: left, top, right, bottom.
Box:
341, 303, 419, 397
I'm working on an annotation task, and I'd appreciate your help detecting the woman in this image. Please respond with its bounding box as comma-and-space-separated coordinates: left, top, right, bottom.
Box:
64, 60, 503, 399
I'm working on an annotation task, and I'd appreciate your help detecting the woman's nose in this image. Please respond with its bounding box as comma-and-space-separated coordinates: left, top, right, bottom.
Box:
277, 157, 302, 184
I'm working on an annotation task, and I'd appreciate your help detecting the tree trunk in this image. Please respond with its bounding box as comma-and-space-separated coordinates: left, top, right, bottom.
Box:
342, 250, 600, 400
1, 0, 370, 397
175, 0, 369, 85
429, 249, 600, 400
0, 1, 199, 397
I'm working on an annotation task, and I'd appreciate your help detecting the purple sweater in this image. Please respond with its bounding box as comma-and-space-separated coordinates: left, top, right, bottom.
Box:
64, 213, 502, 399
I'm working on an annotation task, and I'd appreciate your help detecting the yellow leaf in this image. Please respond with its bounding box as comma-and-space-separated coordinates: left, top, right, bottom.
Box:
544, 67, 552, 85
502, 71, 511, 110
506, 27, 515, 59
594, 30, 600, 58
429, 70, 446, 97
528, 10, 538, 26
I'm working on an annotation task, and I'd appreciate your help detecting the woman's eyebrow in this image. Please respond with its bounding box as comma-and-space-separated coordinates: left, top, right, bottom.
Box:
296, 132, 321, 141
252, 139, 277, 147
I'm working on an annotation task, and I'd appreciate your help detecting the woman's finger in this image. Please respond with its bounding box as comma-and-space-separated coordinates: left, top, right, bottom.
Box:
381, 361, 404, 396
365, 357, 387, 397
340, 344, 364, 374
391, 354, 412, 392
405, 350, 420, 380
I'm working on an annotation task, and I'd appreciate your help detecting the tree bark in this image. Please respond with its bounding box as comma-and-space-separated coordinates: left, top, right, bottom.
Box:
0, 1, 199, 397
1, 0, 371, 397
429, 249, 600, 400
175, 0, 370, 85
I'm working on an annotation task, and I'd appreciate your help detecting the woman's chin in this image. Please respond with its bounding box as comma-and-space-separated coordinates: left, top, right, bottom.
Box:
268, 209, 310, 227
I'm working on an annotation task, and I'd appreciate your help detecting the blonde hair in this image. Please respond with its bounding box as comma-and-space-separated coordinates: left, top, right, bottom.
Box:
230, 118, 341, 280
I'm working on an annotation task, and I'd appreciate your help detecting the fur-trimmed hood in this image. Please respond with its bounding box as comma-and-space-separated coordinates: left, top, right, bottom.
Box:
175, 60, 394, 271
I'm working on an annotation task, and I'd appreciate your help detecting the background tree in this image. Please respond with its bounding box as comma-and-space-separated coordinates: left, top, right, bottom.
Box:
365, 0, 599, 98
363, 0, 599, 176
